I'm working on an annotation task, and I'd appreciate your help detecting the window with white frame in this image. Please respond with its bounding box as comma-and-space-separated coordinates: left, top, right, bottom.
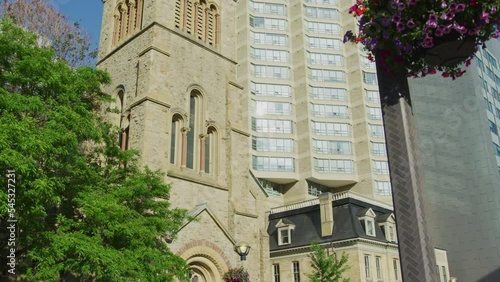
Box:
293, 261, 300, 282
273, 264, 280, 282
304, 6, 339, 19
367, 106, 382, 120
310, 69, 345, 82
376, 256, 383, 281
250, 1, 287, 16
276, 219, 295, 245
365, 255, 372, 279
307, 36, 341, 50
371, 142, 387, 156
311, 87, 347, 101
389, 225, 396, 242
314, 158, 354, 173
250, 16, 288, 30
251, 82, 291, 97
379, 213, 397, 242
305, 0, 337, 5
253, 100, 293, 115
359, 208, 376, 236
364, 71, 378, 85
252, 136, 294, 152
369, 124, 385, 138
312, 104, 349, 118
252, 118, 293, 133
309, 52, 343, 66
366, 90, 380, 103
393, 259, 400, 281
252, 64, 290, 79
373, 161, 389, 174
441, 265, 448, 282
306, 21, 341, 34
375, 181, 392, 196
313, 139, 351, 155
250, 31, 288, 46
312, 121, 350, 136
252, 156, 295, 172
251, 48, 289, 62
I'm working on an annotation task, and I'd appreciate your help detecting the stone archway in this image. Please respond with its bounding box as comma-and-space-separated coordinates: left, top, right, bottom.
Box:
177, 240, 233, 282
187, 256, 219, 282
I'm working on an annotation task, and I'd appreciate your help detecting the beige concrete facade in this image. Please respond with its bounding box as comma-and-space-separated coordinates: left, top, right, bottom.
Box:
270, 241, 401, 282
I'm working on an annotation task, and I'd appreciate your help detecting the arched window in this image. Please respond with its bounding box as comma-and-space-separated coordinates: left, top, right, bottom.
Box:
113, 0, 144, 45
207, 5, 218, 46
195, 0, 207, 40
175, 0, 219, 46
170, 114, 184, 164
186, 91, 203, 169
111, 89, 129, 150
203, 126, 218, 174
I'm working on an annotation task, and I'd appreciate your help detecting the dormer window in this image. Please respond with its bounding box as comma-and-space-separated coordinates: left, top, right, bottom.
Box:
378, 213, 397, 243
275, 219, 295, 246
358, 208, 376, 237
366, 218, 375, 236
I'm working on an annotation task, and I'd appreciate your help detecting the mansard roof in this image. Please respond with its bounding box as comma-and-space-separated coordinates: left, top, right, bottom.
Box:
267, 196, 395, 252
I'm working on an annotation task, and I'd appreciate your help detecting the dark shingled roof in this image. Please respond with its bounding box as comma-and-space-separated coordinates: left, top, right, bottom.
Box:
268, 197, 394, 251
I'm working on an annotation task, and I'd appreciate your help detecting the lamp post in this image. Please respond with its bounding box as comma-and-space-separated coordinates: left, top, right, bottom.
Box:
234, 242, 251, 262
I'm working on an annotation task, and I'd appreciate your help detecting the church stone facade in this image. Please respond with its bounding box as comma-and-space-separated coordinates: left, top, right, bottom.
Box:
98, 0, 274, 280
95, 0, 433, 281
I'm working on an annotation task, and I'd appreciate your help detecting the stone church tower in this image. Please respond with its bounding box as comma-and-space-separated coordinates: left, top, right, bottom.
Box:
97, 0, 272, 280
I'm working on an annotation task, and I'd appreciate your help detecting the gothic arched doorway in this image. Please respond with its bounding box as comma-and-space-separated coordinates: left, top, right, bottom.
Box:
186, 255, 221, 282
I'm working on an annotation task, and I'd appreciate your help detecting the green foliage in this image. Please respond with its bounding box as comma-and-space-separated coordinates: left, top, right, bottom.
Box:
306, 242, 350, 282
0, 19, 190, 281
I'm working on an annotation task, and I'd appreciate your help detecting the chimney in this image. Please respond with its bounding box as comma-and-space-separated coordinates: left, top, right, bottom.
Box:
319, 193, 334, 237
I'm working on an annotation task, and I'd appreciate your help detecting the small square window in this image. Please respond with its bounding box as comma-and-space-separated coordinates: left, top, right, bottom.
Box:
276, 219, 295, 246
279, 229, 290, 245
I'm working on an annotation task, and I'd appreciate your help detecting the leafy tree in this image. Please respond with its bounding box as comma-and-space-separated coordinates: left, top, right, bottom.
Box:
0, 20, 190, 281
306, 242, 350, 282
1, 0, 96, 67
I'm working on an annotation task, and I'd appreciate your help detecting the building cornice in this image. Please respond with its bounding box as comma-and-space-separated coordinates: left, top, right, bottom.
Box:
97, 22, 237, 66
270, 238, 399, 257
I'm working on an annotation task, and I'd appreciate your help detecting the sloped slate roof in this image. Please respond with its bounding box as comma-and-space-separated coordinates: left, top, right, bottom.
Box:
268, 198, 394, 251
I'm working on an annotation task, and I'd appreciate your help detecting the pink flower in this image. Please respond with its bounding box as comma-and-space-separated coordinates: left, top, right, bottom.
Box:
392, 14, 402, 23
397, 22, 405, 31
456, 3, 466, 12
480, 11, 490, 23
442, 72, 450, 78
453, 23, 467, 34
441, 12, 455, 20
408, 0, 417, 5
449, 3, 457, 11
426, 14, 438, 28
407, 20, 416, 28
348, 4, 358, 14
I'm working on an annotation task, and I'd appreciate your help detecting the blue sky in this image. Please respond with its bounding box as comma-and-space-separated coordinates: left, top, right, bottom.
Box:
55, 0, 104, 48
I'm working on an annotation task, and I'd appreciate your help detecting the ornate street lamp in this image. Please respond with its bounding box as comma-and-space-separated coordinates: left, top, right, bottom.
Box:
234, 242, 251, 261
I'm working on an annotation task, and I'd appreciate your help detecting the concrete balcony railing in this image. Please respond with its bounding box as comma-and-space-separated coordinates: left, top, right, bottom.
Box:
269, 190, 394, 214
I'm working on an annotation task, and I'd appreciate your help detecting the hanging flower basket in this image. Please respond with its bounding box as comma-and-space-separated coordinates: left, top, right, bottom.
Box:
344, 0, 500, 79
222, 267, 251, 282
